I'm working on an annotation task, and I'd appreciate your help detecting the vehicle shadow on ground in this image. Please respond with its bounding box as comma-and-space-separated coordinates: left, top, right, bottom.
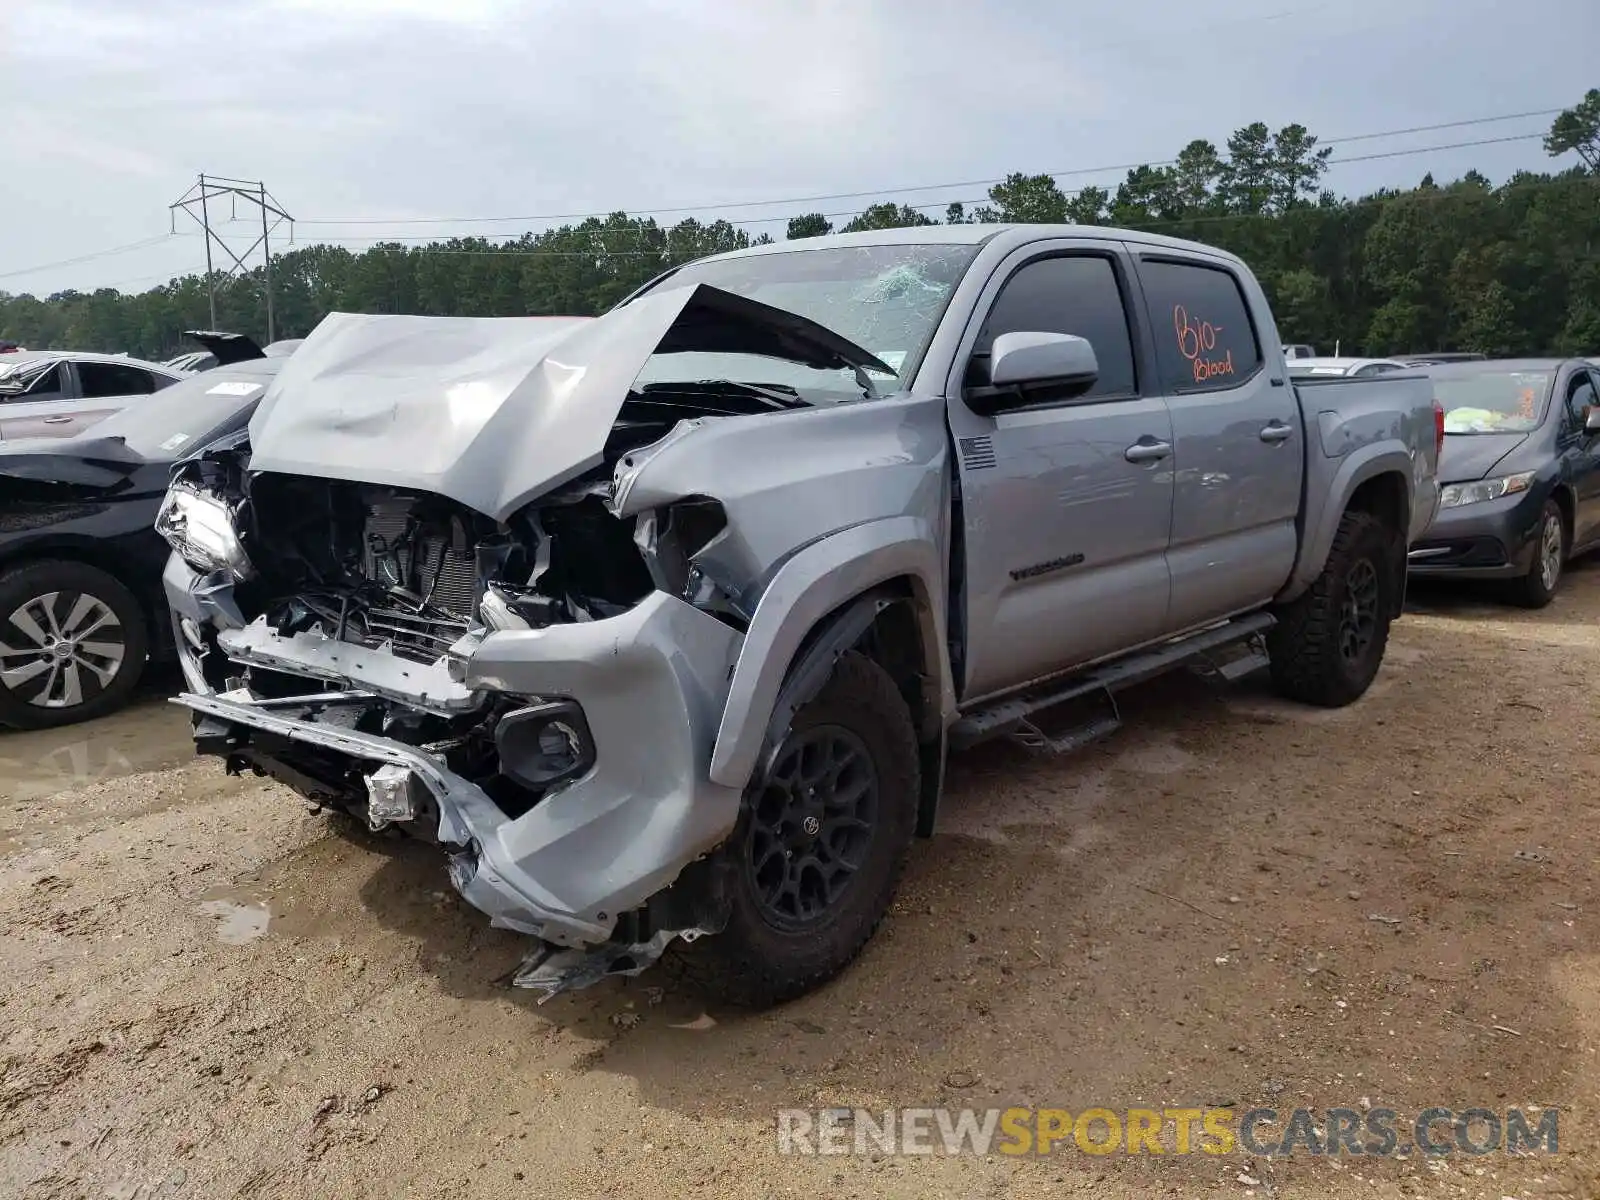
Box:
1404, 548, 1600, 617
349, 639, 1592, 1180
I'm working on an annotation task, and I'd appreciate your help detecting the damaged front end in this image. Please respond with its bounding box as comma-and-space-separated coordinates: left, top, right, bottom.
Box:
165, 435, 750, 997
160, 285, 942, 999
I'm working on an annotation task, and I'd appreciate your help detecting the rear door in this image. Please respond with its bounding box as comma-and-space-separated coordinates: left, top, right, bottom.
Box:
66, 360, 161, 431
0, 363, 83, 439
945, 238, 1175, 701
1134, 254, 1302, 632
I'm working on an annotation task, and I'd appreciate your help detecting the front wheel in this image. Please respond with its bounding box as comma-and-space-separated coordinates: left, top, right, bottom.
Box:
1268, 510, 1396, 708
662, 651, 920, 1008
1508, 500, 1565, 609
0, 560, 149, 730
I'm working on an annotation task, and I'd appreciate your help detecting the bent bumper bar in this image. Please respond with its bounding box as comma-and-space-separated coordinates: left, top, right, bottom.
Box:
171, 588, 745, 950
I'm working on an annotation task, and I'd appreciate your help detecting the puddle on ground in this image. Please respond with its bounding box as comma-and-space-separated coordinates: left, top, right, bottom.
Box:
0, 692, 195, 805
196, 867, 329, 944
196, 898, 272, 945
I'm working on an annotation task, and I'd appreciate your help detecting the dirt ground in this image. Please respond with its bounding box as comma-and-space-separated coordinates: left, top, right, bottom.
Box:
4, 568, 1599, 1200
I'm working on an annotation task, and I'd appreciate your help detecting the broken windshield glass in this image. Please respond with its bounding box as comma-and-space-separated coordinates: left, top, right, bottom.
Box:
632, 243, 979, 401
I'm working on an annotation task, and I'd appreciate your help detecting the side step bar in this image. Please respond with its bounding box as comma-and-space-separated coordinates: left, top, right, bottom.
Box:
950, 613, 1276, 753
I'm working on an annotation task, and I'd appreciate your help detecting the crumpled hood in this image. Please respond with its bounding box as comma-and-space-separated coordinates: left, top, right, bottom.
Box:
1439, 432, 1528, 484
245, 284, 891, 523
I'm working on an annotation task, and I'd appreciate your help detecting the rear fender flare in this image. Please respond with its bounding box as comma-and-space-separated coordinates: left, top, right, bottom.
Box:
1280, 444, 1413, 604
708, 516, 953, 791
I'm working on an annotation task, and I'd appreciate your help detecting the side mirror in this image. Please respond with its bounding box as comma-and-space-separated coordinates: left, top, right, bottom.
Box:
966, 332, 1099, 416
1585, 407, 1600, 434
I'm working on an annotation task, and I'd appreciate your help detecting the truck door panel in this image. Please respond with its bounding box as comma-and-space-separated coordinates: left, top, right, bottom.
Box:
944, 244, 1175, 701
1135, 255, 1301, 631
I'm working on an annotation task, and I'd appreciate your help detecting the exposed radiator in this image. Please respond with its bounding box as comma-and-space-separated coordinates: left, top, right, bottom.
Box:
356, 503, 477, 662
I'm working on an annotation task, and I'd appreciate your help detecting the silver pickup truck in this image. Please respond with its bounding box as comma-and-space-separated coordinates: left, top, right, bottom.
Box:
160, 225, 1441, 1005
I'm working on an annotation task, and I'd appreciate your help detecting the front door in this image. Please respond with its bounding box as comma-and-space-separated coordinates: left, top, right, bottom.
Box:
945, 242, 1174, 702
1134, 254, 1302, 632
0, 364, 82, 440
1558, 368, 1600, 549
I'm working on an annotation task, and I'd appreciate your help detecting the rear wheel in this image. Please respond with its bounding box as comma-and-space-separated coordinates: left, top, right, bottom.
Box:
663, 652, 919, 1008
1508, 500, 1565, 609
0, 560, 148, 730
1268, 510, 1396, 708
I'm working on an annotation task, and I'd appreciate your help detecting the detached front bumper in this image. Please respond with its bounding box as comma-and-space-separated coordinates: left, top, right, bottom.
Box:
1406, 487, 1545, 581
164, 557, 745, 952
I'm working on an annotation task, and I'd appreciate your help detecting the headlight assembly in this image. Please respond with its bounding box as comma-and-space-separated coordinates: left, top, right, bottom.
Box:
156, 484, 255, 581
1438, 471, 1536, 510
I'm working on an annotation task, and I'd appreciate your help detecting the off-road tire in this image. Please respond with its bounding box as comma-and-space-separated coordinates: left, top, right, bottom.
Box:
662, 652, 920, 1008
1507, 499, 1565, 609
1267, 510, 1395, 708
0, 559, 149, 730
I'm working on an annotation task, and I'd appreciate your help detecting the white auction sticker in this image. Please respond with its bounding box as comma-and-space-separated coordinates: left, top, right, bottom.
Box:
206, 380, 263, 397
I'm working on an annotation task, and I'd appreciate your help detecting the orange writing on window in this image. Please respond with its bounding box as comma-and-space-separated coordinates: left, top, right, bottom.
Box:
1174, 305, 1234, 384
1518, 388, 1535, 420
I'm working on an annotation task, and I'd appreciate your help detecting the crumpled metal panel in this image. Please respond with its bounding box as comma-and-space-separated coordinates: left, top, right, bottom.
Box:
244, 284, 891, 522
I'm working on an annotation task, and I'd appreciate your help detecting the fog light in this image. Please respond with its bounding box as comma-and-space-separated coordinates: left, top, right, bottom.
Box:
495, 700, 596, 791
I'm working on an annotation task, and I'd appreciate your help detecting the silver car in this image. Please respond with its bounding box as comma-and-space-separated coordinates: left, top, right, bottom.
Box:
1286, 355, 1411, 379
0, 350, 184, 440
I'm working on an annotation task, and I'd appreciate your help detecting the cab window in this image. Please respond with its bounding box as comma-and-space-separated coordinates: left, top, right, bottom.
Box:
966, 253, 1138, 399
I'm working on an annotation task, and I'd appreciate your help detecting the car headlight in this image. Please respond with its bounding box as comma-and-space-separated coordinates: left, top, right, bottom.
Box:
156, 484, 255, 581
1438, 471, 1536, 509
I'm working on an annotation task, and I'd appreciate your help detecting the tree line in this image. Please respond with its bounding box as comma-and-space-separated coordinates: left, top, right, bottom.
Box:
4, 89, 1597, 362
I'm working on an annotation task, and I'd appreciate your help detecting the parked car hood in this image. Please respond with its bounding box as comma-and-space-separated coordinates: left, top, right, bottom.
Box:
245, 286, 892, 522
1439, 432, 1529, 484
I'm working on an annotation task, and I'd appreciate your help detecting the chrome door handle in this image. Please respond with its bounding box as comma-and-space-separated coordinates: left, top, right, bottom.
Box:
42, 416, 73, 425
1259, 422, 1293, 443
1124, 439, 1172, 463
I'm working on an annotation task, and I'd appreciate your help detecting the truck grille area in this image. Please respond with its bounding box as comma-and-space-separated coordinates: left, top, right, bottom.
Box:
341, 503, 478, 663
243, 474, 658, 676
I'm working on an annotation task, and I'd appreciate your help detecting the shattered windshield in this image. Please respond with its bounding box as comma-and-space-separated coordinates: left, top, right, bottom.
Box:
1434, 369, 1554, 434
632, 243, 979, 402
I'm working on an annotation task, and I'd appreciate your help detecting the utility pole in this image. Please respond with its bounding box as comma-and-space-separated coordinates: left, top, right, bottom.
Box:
169, 175, 293, 341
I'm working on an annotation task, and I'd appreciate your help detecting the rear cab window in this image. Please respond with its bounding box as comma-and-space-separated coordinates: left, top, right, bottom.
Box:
1137, 258, 1263, 392
966, 253, 1138, 399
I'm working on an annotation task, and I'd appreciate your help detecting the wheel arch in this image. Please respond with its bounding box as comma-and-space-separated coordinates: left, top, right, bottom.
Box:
1281, 446, 1413, 612
1549, 482, 1575, 547
708, 517, 953, 835
1344, 471, 1410, 620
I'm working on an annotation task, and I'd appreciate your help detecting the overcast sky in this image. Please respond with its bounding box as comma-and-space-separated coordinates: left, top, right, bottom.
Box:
2, 0, 1594, 297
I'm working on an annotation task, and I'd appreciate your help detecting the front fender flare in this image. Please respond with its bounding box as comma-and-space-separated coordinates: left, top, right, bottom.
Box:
1280, 442, 1413, 604
708, 516, 952, 790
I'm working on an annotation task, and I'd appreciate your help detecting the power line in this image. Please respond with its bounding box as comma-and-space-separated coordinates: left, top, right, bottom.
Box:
297, 130, 1554, 247
0, 234, 177, 282
312, 174, 1600, 260
293, 107, 1566, 228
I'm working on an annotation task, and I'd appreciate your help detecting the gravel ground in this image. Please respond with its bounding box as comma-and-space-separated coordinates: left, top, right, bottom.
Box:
3, 570, 1598, 1199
